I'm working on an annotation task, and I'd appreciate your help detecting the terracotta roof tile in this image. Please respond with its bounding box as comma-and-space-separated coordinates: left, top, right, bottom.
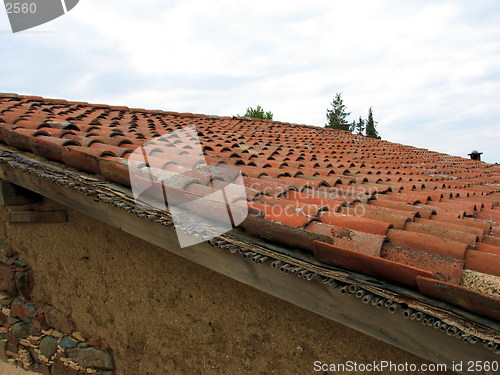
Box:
313, 241, 433, 287
477, 242, 500, 256
247, 201, 313, 228
1, 93, 499, 320
380, 243, 464, 284
305, 222, 385, 256
319, 212, 391, 235
416, 276, 500, 321
465, 251, 500, 277
341, 203, 412, 229
405, 221, 478, 246
387, 229, 468, 260
414, 217, 485, 237
430, 215, 492, 232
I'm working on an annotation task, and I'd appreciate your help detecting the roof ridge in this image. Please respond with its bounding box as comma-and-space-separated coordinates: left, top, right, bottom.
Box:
0, 92, 495, 166
0, 92, 346, 134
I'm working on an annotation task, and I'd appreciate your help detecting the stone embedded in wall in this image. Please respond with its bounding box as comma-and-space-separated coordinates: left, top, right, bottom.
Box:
15, 270, 33, 299
67, 347, 115, 370
11, 299, 37, 322
51, 361, 85, 375
0, 246, 34, 299
59, 336, 78, 349
0, 255, 115, 374
39, 336, 59, 359
42, 304, 77, 335
0, 263, 17, 296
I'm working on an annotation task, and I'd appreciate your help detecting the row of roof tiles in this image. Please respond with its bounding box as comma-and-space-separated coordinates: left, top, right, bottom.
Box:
1, 93, 499, 321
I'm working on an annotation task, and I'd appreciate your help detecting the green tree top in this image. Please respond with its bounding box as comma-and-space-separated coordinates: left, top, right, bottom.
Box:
242, 105, 273, 120
365, 107, 380, 139
325, 93, 351, 131
355, 116, 365, 135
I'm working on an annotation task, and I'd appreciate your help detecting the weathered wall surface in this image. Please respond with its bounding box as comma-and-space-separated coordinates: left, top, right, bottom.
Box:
0, 197, 455, 375
0, 259, 114, 374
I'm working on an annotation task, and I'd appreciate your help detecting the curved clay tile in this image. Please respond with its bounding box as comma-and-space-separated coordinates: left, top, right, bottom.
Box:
313, 241, 432, 287
476, 242, 500, 256
285, 191, 345, 211
31, 129, 51, 137
355, 182, 389, 194
61, 135, 104, 147
465, 251, 500, 277
29, 136, 80, 161
476, 209, 500, 222
238, 166, 267, 179
424, 204, 465, 219
256, 196, 323, 217
416, 276, 500, 321
98, 157, 130, 186
306, 221, 385, 256
430, 201, 477, 216
247, 201, 312, 228
430, 215, 491, 232
90, 136, 133, 148
346, 203, 415, 227
258, 168, 291, 178
243, 177, 293, 197
380, 243, 464, 284
44, 121, 80, 131
328, 176, 356, 185
376, 193, 421, 205
10, 119, 47, 129
457, 197, 492, 210
88, 143, 132, 158
2, 128, 43, 151
319, 213, 390, 236
414, 218, 484, 237
405, 222, 478, 246
61, 146, 117, 174
370, 199, 434, 218
387, 229, 467, 260
279, 176, 330, 191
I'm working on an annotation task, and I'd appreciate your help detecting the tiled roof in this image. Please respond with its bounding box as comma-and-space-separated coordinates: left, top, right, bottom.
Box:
1, 93, 499, 320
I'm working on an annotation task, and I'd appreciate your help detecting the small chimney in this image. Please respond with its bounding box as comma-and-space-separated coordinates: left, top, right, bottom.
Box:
468, 150, 483, 161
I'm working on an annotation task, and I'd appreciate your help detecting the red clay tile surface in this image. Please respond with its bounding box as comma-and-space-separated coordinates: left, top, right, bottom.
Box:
1, 93, 500, 320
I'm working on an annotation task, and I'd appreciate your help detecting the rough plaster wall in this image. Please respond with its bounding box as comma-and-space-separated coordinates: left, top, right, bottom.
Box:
0, 198, 455, 375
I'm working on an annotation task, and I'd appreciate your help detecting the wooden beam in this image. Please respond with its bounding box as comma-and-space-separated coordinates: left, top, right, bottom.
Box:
0, 179, 41, 206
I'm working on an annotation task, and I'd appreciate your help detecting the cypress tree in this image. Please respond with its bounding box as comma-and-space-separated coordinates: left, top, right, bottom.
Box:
365, 107, 380, 139
325, 93, 351, 131
355, 116, 365, 135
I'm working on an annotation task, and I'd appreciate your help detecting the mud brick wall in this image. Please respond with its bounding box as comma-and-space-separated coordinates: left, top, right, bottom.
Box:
0, 198, 454, 375
0, 249, 114, 374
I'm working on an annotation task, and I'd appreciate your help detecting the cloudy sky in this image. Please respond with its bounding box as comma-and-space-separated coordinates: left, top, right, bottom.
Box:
1, 0, 499, 162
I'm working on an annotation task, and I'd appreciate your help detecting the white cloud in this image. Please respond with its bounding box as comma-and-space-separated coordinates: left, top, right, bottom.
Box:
0, 0, 499, 162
